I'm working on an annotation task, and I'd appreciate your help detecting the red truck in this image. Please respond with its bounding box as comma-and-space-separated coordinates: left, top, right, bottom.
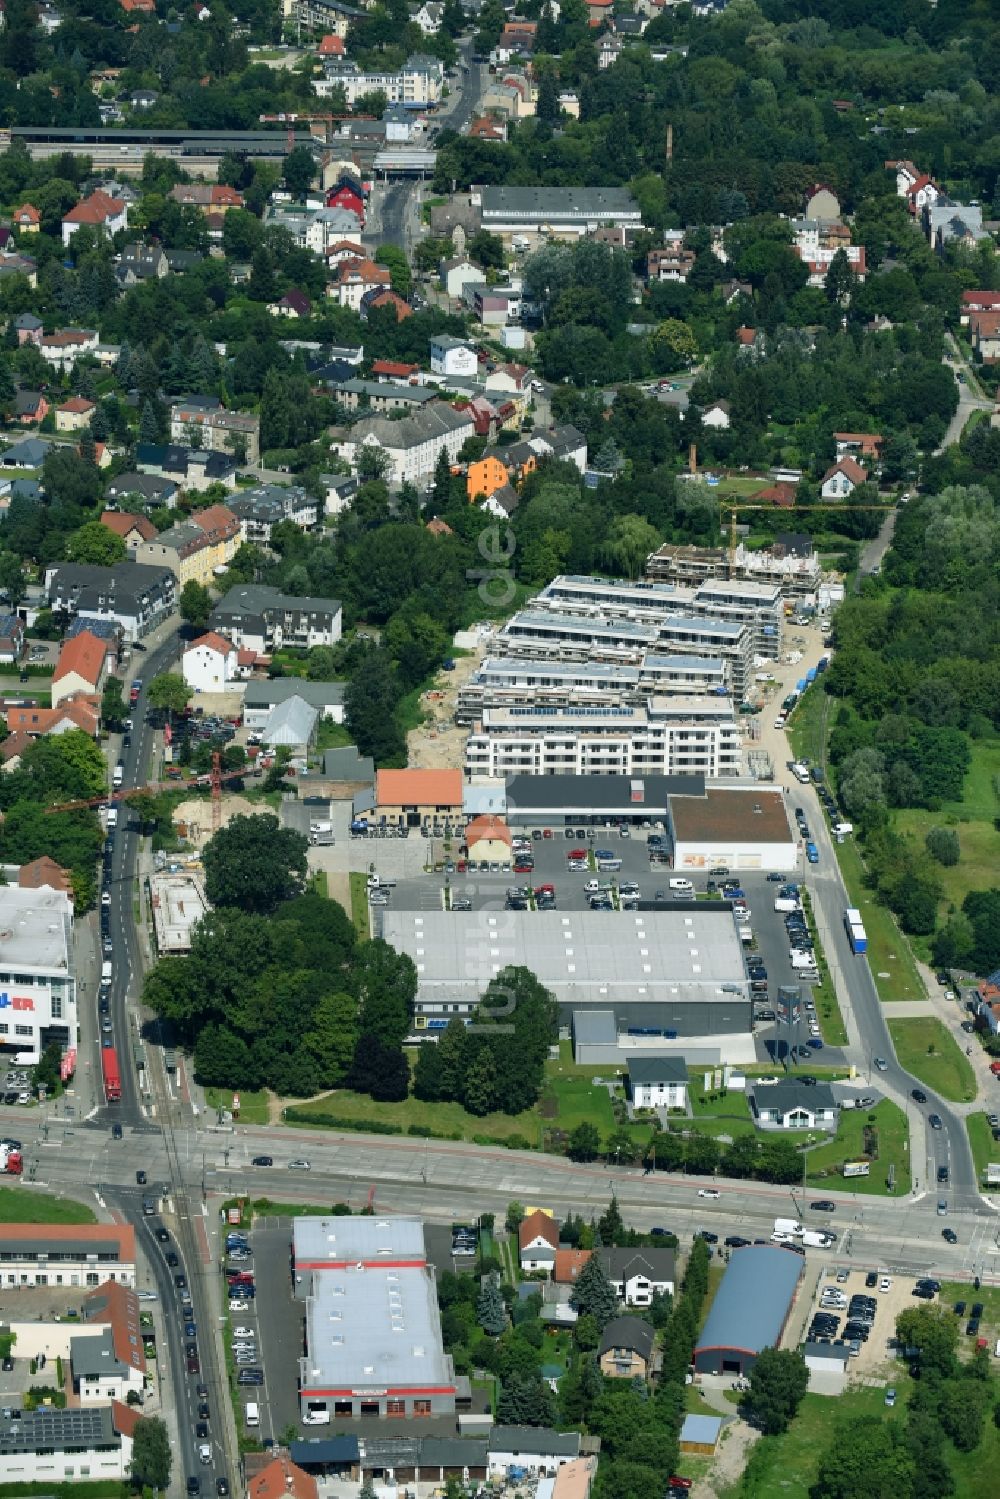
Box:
0, 1144, 22, 1175
101, 1047, 122, 1103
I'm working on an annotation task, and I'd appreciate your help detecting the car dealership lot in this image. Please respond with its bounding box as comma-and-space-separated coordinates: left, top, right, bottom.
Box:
808, 1266, 926, 1376
233, 1218, 304, 1442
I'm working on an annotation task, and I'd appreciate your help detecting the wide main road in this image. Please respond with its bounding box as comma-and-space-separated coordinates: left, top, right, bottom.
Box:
20, 1114, 1000, 1287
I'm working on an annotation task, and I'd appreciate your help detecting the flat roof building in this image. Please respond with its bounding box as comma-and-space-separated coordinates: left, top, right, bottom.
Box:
668, 786, 798, 873
0, 885, 76, 1064
379, 909, 752, 1048
693, 1245, 803, 1376
0, 1224, 137, 1289
293, 1217, 455, 1423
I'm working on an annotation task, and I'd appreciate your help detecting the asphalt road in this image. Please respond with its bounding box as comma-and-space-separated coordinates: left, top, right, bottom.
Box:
370, 40, 482, 254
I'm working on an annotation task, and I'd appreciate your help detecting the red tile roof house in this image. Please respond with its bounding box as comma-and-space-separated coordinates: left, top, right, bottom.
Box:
820, 455, 867, 500
833, 432, 883, 461
12, 203, 40, 232
331, 257, 391, 311
62, 189, 127, 248
18, 855, 73, 895
168, 182, 244, 213
51, 630, 111, 707
8, 695, 101, 738
362, 288, 412, 321
960, 289, 1000, 325
101, 509, 157, 552
519, 1210, 560, 1273
56, 395, 96, 433
317, 32, 345, 55
372, 359, 418, 380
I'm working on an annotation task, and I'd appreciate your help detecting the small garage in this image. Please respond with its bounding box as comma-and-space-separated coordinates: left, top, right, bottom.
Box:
679, 1414, 723, 1455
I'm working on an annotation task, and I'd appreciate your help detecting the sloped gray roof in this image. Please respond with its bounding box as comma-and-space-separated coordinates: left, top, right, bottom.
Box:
262, 694, 318, 746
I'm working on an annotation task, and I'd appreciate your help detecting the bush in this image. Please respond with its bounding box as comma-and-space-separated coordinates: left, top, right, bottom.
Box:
282, 1108, 403, 1135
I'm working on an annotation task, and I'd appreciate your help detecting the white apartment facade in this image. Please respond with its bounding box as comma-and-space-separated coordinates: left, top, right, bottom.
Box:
464, 700, 741, 779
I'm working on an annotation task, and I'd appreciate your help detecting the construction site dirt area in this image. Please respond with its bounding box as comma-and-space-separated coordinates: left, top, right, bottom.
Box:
172, 793, 263, 850
406, 647, 483, 770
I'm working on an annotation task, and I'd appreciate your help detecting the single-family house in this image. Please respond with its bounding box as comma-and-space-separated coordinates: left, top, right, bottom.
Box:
38, 327, 99, 373
749, 1080, 839, 1131
51, 629, 111, 707
598, 1316, 655, 1380
626, 1056, 688, 1110
13, 312, 42, 345
598, 1247, 675, 1305
440, 257, 487, 299
168, 183, 245, 214
104, 472, 178, 509
553, 1249, 591, 1287
62, 190, 127, 247
414, 0, 443, 31
0, 613, 24, 665
820, 456, 867, 499
317, 32, 346, 56
361, 288, 411, 322
833, 432, 883, 461
960, 290, 1000, 324
487, 1428, 581, 1477
12, 203, 40, 233
56, 396, 96, 433
331, 257, 391, 311
701, 400, 731, 430
100, 510, 157, 553
467, 454, 510, 502
182, 631, 239, 693
969, 310, 1000, 365
14, 390, 48, 426
2, 437, 50, 468
270, 289, 313, 319
518, 1209, 559, 1273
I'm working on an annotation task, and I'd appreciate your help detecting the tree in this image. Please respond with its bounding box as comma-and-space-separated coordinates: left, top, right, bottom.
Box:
349, 1031, 409, 1101
101, 676, 128, 730
375, 244, 413, 298
464, 1047, 499, 1115
895, 1305, 958, 1378
739, 1347, 809, 1434
569, 1253, 618, 1329
202, 813, 307, 915
304, 991, 359, 1086
65, 521, 126, 566
477, 1274, 507, 1336
147, 673, 191, 718
179, 580, 213, 631
354, 939, 417, 1049
283, 145, 317, 196
810, 1415, 917, 1499
567, 1122, 600, 1161
139, 398, 163, 444
31, 1040, 63, 1097
925, 827, 960, 866
130, 1414, 172, 1491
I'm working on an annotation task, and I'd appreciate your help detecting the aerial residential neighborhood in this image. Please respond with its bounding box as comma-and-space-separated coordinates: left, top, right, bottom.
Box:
0, 1, 993, 1498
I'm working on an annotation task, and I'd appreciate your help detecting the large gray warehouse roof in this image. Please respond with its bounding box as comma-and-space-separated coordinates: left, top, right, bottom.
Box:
380, 908, 746, 1007
695, 1245, 802, 1361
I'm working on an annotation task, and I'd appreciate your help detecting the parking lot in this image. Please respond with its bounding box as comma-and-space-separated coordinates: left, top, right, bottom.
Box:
806, 1266, 926, 1376
226, 1218, 302, 1444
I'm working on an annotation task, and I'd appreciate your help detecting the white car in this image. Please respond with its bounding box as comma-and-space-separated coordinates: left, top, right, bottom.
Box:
697, 1188, 720, 1199
228, 1299, 250, 1312
233, 1326, 255, 1339
879, 1276, 892, 1293
288, 1159, 311, 1170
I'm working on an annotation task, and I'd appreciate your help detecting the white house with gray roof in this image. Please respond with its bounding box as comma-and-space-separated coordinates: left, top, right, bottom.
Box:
626, 1056, 688, 1109
333, 403, 475, 486
242, 677, 345, 727
477, 185, 642, 239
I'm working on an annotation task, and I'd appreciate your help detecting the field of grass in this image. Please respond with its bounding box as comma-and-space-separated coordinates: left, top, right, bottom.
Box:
205, 1087, 270, 1126
837, 839, 927, 1003
316, 718, 354, 752
966, 1111, 995, 1187
687, 1076, 756, 1138
738, 1386, 902, 1498
893, 736, 1000, 927
348, 871, 370, 940
0, 1187, 95, 1224
805, 1098, 911, 1195
887, 1017, 977, 1103
786, 685, 828, 768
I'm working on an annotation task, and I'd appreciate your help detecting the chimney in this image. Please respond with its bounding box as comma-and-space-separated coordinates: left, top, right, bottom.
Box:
688, 442, 697, 475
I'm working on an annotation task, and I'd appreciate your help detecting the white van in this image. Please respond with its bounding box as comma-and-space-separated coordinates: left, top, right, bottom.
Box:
245, 1402, 259, 1427
106, 807, 118, 829
113, 762, 124, 789
101, 961, 113, 984
668, 878, 693, 894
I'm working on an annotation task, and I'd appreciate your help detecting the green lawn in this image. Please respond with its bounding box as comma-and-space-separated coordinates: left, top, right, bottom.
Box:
887, 1017, 977, 1103
966, 1111, 996, 1187
316, 718, 354, 753
0, 1187, 95, 1225
805, 1098, 911, 1195
205, 1087, 270, 1126
837, 840, 927, 1003
687, 1075, 756, 1138
286, 1087, 540, 1145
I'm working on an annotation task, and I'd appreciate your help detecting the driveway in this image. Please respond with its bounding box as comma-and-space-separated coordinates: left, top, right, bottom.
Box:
249, 1217, 303, 1442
